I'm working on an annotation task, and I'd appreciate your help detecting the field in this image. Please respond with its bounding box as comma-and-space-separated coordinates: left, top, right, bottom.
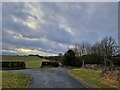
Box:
2, 71, 30, 88
68, 68, 118, 88
1, 56, 49, 69
1, 55, 49, 88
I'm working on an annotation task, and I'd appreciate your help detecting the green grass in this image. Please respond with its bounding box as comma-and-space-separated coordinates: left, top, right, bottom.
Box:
68, 68, 118, 88
1, 56, 49, 69
0, 71, 2, 89
1, 56, 50, 88
2, 71, 31, 88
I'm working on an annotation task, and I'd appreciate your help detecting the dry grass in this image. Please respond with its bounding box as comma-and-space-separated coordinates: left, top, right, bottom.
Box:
68, 68, 118, 88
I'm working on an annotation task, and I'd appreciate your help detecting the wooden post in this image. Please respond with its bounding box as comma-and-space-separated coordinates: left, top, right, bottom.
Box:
82, 60, 84, 66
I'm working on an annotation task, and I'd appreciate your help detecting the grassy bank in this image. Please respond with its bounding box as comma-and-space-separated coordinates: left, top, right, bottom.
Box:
0, 71, 2, 89
1, 56, 49, 88
1, 56, 49, 69
2, 71, 31, 88
68, 68, 118, 88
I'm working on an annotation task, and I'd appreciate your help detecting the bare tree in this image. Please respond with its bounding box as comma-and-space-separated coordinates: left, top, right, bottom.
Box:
68, 36, 118, 64
74, 43, 80, 54
99, 36, 118, 74
79, 42, 92, 56
85, 43, 92, 55
91, 42, 102, 56
70, 42, 92, 57
100, 36, 117, 58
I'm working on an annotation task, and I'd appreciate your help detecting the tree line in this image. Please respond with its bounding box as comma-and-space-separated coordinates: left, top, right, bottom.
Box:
63, 36, 120, 68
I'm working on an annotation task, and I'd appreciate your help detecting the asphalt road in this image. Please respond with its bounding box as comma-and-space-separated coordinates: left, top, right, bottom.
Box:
9, 67, 89, 88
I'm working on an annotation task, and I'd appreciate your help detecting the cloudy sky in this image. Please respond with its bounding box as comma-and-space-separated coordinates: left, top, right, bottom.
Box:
2, 2, 118, 56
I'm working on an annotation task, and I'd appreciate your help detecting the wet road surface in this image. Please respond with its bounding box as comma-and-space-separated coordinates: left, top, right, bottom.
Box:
9, 67, 89, 88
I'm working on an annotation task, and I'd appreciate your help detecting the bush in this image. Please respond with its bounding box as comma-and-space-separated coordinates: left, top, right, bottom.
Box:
80, 54, 104, 64
112, 56, 120, 66
41, 61, 60, 68
75, 57, 83, 67
63, 50, 76, 66
2, 62, 26, 70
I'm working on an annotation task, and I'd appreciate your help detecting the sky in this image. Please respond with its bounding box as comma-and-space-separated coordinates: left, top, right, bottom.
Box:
2, 2, 118, 56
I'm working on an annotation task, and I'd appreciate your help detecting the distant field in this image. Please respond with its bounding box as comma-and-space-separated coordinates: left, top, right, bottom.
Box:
1, 56, 49, 69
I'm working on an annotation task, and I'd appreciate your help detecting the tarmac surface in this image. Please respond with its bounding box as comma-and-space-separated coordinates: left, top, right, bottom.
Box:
9, 67, 89, 88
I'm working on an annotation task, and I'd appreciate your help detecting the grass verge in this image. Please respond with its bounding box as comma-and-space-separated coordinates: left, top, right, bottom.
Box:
2, 71, 31, 88
68, 68, 118, 88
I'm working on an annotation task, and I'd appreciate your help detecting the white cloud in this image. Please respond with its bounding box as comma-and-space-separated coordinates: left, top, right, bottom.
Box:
15, 48, 39, 53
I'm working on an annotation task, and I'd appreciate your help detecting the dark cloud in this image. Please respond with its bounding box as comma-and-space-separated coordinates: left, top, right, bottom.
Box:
2, 2, 118, 55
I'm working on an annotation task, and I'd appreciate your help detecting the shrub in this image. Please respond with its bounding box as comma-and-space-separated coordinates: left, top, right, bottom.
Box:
63, 50, 76, 66
41, 61, 59, 68
112, 56, 120, 66
2, 62, 26, 70
80, 54, 104, 64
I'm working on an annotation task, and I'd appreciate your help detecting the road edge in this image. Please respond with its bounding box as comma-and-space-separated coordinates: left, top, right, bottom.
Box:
68, 69, 98, 88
